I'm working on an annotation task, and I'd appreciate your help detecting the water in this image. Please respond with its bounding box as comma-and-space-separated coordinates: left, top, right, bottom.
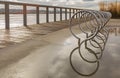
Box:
0, 13, 71, 29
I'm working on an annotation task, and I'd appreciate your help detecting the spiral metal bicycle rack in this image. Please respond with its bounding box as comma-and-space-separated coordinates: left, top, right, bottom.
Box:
69, 10, 111, 76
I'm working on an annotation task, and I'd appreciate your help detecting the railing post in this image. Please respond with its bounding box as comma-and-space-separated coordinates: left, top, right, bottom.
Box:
2, 1, 84, 28
46, 7, 49, 23
76, 9, 78, 18
79, 10, 80, 17
5, 3, 10, 29
65, 8, 67, 20
73, 9, 75, 18
69, 8, 71, 19
60, 8, 62, 21
54, 7, 56, 22
23, 5, 27, 26
73, 9, 75, 14
36, 6, 39, 24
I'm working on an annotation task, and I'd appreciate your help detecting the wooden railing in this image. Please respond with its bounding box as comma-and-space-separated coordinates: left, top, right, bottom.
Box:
0, 1, 81, 29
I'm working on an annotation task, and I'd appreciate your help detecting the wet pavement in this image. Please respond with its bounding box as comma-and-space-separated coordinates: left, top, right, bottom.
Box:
0, 20, 78, 49
0, 19, 120, 78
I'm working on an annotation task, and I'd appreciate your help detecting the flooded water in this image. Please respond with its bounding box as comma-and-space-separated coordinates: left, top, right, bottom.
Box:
0, 13, 71, 29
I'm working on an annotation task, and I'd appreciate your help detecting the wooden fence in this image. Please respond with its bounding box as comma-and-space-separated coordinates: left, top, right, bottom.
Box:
0, 1, 81, 29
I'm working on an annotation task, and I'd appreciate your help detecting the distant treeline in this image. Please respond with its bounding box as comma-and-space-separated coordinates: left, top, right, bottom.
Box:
99, 2, 120, 18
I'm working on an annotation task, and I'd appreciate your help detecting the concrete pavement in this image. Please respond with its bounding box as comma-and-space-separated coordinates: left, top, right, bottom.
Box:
0, 19, 120, 78
0, 24, 120, 78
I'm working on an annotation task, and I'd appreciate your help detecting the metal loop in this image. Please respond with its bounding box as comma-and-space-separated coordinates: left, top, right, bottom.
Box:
69, 10, 111, 76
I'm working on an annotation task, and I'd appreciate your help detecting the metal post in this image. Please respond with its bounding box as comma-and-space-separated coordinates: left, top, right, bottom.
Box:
23, 5, 27, 26
36, 6, 39, 24
54, 7, 56, 22
5, 3, 10, 29
46, 7, 49, 23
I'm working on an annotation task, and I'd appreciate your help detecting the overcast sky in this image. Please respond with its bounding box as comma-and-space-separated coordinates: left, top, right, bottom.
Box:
0, 0, 118, 10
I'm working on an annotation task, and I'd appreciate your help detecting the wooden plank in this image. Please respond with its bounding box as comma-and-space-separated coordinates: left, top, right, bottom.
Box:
23, 5, 27, 26
73, 9, 75, 14
69, 9, 71, 19
36, 6, 39, 24
5, 3, 10, 29
65, 8, 67, 20
0, 1, 81, 9
46, 7, 49, 23
54, 7, 56, 22
60, 8, 62, 21
76, 9, 78, 18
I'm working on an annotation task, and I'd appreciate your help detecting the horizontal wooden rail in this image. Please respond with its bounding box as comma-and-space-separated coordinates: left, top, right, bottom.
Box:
0, 1, 81, 9
0, 1, 82, 29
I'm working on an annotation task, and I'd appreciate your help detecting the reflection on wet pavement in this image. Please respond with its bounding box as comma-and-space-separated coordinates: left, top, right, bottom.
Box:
0, 29, 32, 48
109, 26, 120, 36
0, 19, 120, 78
0, 20, 76, 49
48, 26, 120, 78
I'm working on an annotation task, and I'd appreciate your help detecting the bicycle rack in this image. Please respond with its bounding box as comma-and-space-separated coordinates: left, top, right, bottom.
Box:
69, 10, 112, 76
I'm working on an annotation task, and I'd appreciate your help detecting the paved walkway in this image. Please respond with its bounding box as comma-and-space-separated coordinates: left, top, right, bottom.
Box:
0, 19, 120, 78
0, 20, 77, 49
